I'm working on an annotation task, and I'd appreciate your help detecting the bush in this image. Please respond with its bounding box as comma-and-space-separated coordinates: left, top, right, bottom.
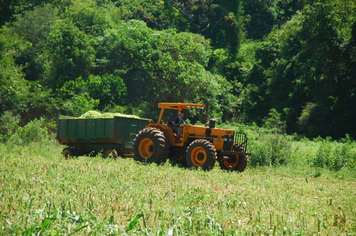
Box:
249, 134, 292, 167
263, 108, 286, 134
312, 141, 354, 171
61, 93, 99, 117
8, 118, 49, 145
0, 111, 20, 142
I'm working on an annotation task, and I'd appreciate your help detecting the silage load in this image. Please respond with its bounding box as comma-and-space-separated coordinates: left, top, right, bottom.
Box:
78, 111, 142, 119
79, 111, 102, 119
100, 112, 141, 119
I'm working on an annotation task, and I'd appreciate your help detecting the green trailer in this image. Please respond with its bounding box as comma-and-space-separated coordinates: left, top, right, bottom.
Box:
56, 116, 150, 158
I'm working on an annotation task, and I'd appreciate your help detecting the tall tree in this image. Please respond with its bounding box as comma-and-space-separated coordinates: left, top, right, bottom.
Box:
95, 20, 228, 117
46, 19, 96, 90
242, 0, 304, 39
0, 28, 27, 114
0, 0, 60, 26
249, 0, 356, 137
11, 4, 58, 82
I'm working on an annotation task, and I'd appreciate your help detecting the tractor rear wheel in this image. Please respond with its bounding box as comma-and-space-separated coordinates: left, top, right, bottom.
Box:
186, 139, 217, 170
133, 128, 169, 164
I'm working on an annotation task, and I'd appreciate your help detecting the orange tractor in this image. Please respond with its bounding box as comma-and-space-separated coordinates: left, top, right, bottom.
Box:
133, 103, 250, 171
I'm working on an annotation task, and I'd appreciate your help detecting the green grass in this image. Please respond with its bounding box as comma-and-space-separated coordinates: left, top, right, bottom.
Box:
0, 141, 355, 235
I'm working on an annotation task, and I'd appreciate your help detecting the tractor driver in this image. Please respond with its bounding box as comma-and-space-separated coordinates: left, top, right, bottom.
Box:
172, 111, 184, 142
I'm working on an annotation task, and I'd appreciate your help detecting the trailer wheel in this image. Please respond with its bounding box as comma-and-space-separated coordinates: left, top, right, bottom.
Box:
186, 139, 216, 170
104, 148, 118, 159
133, 128, 169, 164
170, 155, 188, 167
62, 147, 75, 159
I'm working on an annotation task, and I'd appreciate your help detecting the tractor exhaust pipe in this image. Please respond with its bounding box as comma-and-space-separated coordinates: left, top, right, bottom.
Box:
205, 99, 211, 125
205, 99, 216, 128
208, 118, 216, 128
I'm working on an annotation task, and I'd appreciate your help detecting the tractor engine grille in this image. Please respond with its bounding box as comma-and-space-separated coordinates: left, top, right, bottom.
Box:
223, 133, 234, 151
234, 132, 248, 152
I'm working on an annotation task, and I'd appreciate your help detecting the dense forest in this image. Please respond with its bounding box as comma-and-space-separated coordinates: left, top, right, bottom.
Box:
0, 0, 355, 139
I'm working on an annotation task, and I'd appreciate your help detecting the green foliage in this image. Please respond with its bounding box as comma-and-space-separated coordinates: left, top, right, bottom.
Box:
209, 43, 259, 121
0, 139, 355, 234
120, 0, 245, 54
1, 0, 356, 138
65, 0, 114, 35
0, 0, 60, 26
0, 111, 20, 142
0, 25, 54, 119
61, 93, 99, 117
263, 108, 287, 133
312, 141, 355, 171
95, 19, 226, 118
298, 102, 316, 133
8, 118, 49, 145
11, 4, 58, 81
46, 19, 96, 89
86, 74, 126, 110
243, 0, 303, 39
21, 82, 55, 123
55, 77, 99, 117
0, 27, 28, 115
55, 74, 126, 112
241, 0, 356, 137
237, 40, 273, 125
249, 133, 293, 167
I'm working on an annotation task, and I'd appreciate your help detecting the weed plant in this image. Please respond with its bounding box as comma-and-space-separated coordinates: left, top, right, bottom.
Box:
312, 140, 355, 171
0, 111, 20, 142
248, 133, 293, 167
1, 138, 356, 235
222, 122, 356, 171
4, 118, 49, 145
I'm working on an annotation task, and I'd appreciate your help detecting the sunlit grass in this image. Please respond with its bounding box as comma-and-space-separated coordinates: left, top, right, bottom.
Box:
0, 141, 355, 235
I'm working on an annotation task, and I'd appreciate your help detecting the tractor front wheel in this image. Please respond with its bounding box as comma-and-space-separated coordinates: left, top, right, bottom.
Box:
236, 154, 248, 172
219, 154, 248, 172
186, 139, 217, 170
133, 128, 169, 164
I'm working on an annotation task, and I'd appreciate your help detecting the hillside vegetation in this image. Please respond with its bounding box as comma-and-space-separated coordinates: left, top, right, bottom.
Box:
0, 0, 356, 139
